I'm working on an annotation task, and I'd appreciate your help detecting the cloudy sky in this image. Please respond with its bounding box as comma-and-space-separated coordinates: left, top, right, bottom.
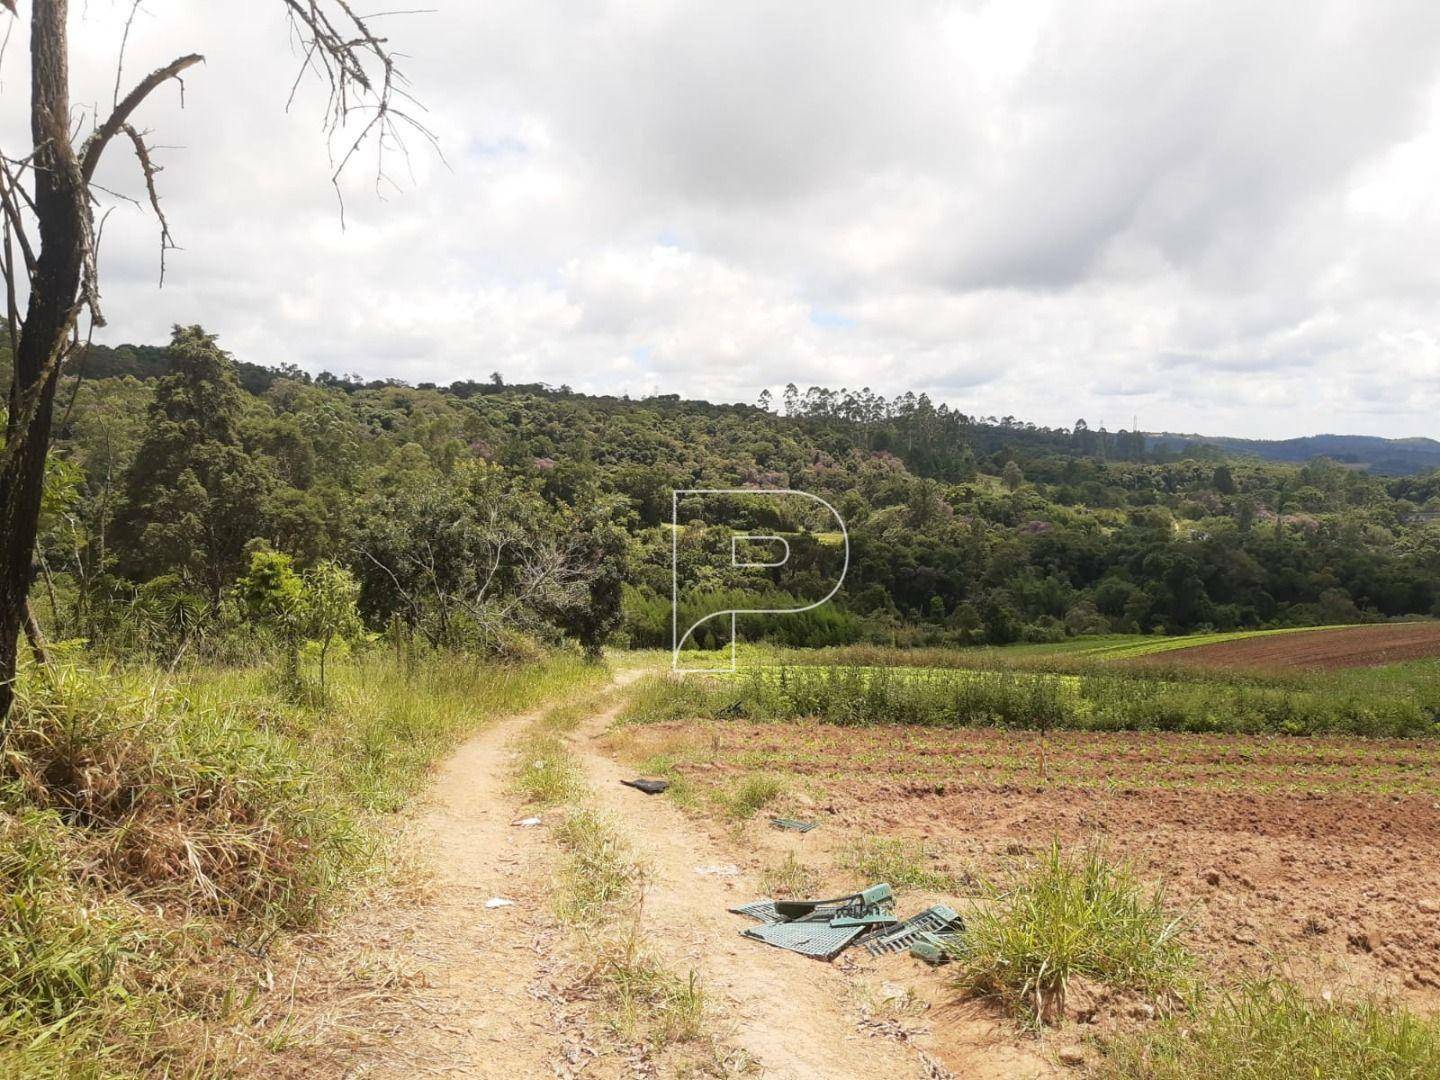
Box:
7, 1, 1440, 438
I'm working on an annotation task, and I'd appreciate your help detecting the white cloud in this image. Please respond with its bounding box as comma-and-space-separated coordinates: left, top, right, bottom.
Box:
5, 0, 1440, 438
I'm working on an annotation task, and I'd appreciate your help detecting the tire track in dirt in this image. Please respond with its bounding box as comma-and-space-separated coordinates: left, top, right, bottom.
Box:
287, 704, 578, 1078
571, 693, 937, 1080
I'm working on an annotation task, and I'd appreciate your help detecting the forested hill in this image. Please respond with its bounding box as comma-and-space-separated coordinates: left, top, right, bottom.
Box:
71, 338, 1438, 474
14, 326, 1440, 654
1146, 432, 1440, 476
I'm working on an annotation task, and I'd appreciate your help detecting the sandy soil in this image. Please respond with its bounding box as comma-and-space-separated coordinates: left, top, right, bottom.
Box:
270, 702, 589, 1078
1138, 622, 1440, 669
573, 703, 1055, 1079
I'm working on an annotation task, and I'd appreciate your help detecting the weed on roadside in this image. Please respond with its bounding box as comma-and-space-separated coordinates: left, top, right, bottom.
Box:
1098, 978, 1440, 1079
840, 836, 970, 894
955, 844, 1192, 1026
723, 773, 784, 820
759, 852, 824, 898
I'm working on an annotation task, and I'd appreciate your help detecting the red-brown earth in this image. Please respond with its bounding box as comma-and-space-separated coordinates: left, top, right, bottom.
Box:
1138, 621, 1440, 670
607, 720, 1440, 1012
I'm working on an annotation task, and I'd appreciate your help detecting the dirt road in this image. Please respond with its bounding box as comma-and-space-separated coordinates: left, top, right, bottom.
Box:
571, 700, 938, 1079
286, 668, 1056, 1078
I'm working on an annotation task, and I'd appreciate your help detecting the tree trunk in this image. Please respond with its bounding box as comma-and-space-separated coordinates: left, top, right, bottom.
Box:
0, 0, 86, 731
22, 599, 50, 666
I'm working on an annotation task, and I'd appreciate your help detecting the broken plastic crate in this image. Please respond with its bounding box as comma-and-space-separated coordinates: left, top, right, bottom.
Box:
729, 884, 897, 960
769, 816, 818, 833
862, 904, 966, 956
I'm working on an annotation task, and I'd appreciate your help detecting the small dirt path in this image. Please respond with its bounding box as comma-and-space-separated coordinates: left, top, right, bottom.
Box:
572, 697, 934, 1079
293, 702, 574, 1078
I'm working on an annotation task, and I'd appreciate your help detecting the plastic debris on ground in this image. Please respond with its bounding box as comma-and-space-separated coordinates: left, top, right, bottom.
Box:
729, 884, 897, 960
694, 864, 741, 876
769, 816, 818, 833
512, 816, 543, 827
730, 888, 967, 963
485, 897, 516, 909
863, 904, 966, 955
908, 932, 958, 966
620, 777, 670, 795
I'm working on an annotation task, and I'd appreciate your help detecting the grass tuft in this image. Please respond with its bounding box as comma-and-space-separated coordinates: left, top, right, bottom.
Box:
582, 922, 706, 1049
840, 836, 968, 894
1099, 978, 1440, 1079
723, 773, 784, 820
759, 852, 823, 899
956, 844, 1192, 1025
513, 731, 586, 807
551, 808, 644, 925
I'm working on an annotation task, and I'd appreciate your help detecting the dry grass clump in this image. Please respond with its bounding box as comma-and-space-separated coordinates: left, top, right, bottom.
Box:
580, 923, 706, 1049
3, 663, 354, 926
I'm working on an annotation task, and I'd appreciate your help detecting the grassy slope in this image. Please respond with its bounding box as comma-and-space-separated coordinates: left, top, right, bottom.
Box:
0, 652, 604, 1078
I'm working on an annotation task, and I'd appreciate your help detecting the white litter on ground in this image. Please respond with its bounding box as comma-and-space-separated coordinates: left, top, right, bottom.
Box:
694, 864, 740, 877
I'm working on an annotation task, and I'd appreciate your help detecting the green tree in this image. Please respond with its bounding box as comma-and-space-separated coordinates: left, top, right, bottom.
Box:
237, 548, 307, 686
554, 503, 633, 659
1002, 460, 1025, 492
238, 550, 363, 690
305, 560, 364, 690
113, 327, 272, 601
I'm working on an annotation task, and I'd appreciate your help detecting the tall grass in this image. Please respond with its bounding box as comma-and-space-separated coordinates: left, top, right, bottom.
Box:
0, 650, 603, 1076
622, 663, 1440, 738
955, 845, 1192, 1025
182, 650, 603, 813
1099, 978, 1440, 1079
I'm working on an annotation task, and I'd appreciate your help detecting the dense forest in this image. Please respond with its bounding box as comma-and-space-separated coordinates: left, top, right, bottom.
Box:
8, 324, 1440, 661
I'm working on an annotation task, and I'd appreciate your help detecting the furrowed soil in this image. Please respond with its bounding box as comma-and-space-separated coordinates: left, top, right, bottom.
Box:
1135, 621, 1440, 670
606, 720, 1440, 1015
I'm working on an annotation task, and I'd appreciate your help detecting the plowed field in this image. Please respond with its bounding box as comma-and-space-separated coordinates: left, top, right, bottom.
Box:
607, 719, 1440, 1011
1137, 621, 1440, 670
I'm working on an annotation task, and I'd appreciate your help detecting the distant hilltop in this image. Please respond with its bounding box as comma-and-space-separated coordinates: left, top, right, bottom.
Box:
1144, 433, 1440, 476
42, 336, 1440, 476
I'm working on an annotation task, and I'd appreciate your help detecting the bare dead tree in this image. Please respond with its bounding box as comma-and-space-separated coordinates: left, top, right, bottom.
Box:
0, 0, 429, 732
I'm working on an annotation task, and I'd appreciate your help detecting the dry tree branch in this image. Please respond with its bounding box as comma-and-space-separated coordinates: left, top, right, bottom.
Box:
0, 154, 35, 277
81, 53, 204, 181
282, 0, 438, 225
113, 1, 147, 110
119, 124, 176, 285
